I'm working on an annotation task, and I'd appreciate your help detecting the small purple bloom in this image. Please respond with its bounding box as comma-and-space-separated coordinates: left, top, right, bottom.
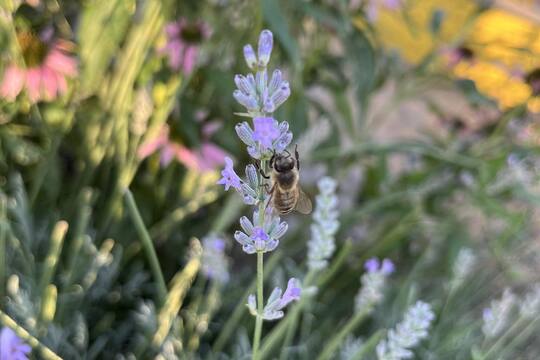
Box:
381, 259, 395, 275
252, 227, 270, 251
201, 235, 230, 284
257, 30, 273, 67
279, 278, 301, 308
217, 157, 242, 191
0, 327, 31, 360
253, 117, 280, 150
364, 258, 380, 273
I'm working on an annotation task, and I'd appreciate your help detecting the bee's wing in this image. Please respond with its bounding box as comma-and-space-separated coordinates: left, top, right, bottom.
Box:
294, 187, 313, 214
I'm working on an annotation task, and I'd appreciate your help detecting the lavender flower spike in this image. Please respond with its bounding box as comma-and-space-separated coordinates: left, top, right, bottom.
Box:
482, 289, 516, 338
376, 301, 435, 360
0, 327, 31, 360
355, 258, 394, 313
217, 157, 242, 191
308, 176, 340, 271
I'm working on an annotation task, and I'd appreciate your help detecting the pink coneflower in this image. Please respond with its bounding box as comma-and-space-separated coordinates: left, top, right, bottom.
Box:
138, 124, 228, 171
0, 31, 77, 103
160, 19, 210, 74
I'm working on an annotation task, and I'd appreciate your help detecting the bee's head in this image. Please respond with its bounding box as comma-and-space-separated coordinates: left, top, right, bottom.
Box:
273, 153, 295, 172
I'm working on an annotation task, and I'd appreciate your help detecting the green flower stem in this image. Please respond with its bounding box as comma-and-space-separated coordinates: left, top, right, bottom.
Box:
38, 221, 68, 304
316, 309, 370, 360
260, 242, 353, 359
252, 158, 268, 360
212, 251, 282, 354
0, 194, 6, 299
350, 329, 386, 360
124, 189, 167, 305
496, 315, 540, 360
252, 251, 264, 360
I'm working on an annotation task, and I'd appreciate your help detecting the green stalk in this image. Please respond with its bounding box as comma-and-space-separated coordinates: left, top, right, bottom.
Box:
252, 251, 264, 359
316, 309, 370, 360
0, 194, 5, 299
212, 251, 282, 354
124, 189, 167, 305
252, 158, 268, 360
481, 316, 530, 360
350, 329, 386, 360
38, 221, 68, 302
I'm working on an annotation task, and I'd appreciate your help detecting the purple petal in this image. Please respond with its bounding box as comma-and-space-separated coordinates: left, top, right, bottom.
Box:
364, 258, 380, 273
244, 44, 257, 69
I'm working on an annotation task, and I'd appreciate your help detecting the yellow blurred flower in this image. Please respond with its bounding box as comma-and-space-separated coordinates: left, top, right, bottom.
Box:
359, 0, 540, 111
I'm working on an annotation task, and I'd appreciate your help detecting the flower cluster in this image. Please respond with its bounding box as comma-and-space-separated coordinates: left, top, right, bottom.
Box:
201, 234, 230, 284
247, 278, 301, 320
307, 177, 339, 271
0, 327, 31, 360
482, 289, 517, 339
217, 29, 300, 326
376, 301, 435, 360
355, 258, 395, 313
234, 209, 288, 254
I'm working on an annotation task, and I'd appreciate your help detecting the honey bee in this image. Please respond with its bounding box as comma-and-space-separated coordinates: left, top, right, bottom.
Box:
262, 145, 312, 215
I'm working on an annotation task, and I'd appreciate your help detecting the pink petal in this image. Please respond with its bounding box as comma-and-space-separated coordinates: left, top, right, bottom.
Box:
45, 49, 77, 77
200, 143, 228, 170
0, 66, 25, 100
182, 46, 197, 74
165, 22, 181, 37
167, 40, 185, 71
41, 66, 58, 100
26, 68, 42, 102
174, 144, 200, 170
160, 145, 176, 166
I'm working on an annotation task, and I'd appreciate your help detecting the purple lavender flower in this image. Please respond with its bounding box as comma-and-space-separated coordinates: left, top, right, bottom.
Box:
279, 278, 301, 308
217, 157, 242, 191
364, 258, 380, 273
0, 327, 31, 360
235, 120, 292, 160
253, 117, 280, 150
364, 257, 395, 275
247, 278, 301, 320
234, 209, 287, 254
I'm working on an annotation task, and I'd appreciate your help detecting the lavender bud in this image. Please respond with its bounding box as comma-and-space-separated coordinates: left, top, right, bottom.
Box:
520, 284, 540, 318
233, 90, 259, 111
256, 69, 268, 97
268, 69, 283, 94
257, 29, 273, 67
245, 164, 259, 190
235, 74, 256, 97
235, 122, 256, 147
244, 44, 257, 69
270, 82, 290, 109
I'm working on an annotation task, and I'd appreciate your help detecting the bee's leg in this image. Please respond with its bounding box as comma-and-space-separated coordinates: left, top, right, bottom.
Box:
270, 151, 276, 169
265, 183, 276, 210
295, 143, 300, 170
255, 160, 270, 179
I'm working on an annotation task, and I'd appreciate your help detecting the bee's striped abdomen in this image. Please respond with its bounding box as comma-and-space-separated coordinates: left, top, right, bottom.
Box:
274, 187, 298, 214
